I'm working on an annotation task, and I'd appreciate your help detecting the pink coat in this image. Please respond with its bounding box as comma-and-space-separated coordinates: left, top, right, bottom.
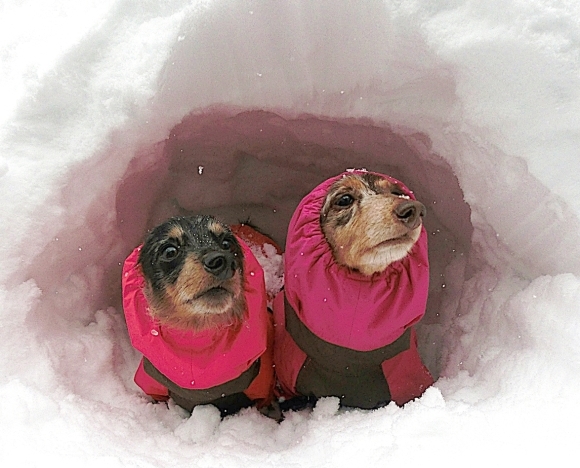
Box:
273, 171, 433, 406
122, 237, 274, 404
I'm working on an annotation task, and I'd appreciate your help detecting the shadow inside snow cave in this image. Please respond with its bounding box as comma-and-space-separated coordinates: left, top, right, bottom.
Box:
115, 110, 473, 378
20, 109, 473, 390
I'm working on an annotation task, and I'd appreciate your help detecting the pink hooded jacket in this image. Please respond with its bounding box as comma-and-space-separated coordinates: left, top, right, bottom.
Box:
122, 237, 274, 406
273, 170, 433, 407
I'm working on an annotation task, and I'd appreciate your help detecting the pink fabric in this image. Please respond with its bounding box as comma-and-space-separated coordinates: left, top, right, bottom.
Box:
284, 170, 429, 351
272, 291, 306, 398
122, 237, 269, 394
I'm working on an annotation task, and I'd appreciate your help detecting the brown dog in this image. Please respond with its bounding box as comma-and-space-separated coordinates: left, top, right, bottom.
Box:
274, 171, 433, 410
122, 215, 276, 416
320, 172, 426, 275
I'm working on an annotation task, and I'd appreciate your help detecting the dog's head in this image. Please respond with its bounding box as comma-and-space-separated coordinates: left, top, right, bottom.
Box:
138, 215, 246, 330
320, 172, 426, 276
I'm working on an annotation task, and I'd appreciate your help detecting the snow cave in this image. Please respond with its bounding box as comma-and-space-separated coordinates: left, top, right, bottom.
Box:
1, 1, 580, 465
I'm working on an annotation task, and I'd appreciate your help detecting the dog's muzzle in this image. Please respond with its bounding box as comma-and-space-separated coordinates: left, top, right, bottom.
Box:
202, 251, 237, 280
395, 200, 426, 230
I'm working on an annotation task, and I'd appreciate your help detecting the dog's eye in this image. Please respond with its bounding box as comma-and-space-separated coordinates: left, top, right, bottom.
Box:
335, 194, 355, 207
159, 245, 179, 262
221, 239, 232, 250
391, 187, 406, 197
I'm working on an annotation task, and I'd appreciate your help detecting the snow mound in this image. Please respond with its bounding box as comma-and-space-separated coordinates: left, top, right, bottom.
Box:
1, 0, 580, 465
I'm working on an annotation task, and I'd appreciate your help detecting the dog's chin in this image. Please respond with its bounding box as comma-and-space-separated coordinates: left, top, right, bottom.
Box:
148, 287, 246, 331
190, 286, 234, 308
355, 245, 411, 276
353, 230, 420, 276
193, 286, 234, 308
373, 232, 414, 250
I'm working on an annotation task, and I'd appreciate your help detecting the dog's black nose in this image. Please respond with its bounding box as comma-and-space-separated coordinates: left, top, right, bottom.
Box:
202, 251, 236, 280
395, 201, 426, 230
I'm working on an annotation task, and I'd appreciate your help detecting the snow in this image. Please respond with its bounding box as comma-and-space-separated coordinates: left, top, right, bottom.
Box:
1, 0, 580, 466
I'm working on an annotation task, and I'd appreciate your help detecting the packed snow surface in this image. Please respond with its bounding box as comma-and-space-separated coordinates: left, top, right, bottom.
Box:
1, 0, 580, 466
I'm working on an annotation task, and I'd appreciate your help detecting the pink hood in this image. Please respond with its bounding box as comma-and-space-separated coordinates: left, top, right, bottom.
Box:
122, 237, 269, 390
284, 170, 429, 351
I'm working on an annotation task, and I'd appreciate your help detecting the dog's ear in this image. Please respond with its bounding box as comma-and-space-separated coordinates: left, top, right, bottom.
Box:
320, 192, 334, 224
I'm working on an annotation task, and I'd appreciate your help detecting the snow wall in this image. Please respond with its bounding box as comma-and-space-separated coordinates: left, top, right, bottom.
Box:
1, 1, 580, 466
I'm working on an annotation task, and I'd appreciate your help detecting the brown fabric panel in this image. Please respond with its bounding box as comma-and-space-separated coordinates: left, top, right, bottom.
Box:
143, 358, 259, 413
285, 299, 411, 366
171, 391, 252, 416
285, 299, 411, 409
296, 357, 391, 409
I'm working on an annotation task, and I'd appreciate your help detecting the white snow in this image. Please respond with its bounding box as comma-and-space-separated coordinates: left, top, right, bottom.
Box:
1, 0, 580, 466
245, 241, 283, 306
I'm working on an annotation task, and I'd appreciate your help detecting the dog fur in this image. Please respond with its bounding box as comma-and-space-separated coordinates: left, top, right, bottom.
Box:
138, 215, 247, 331
320, 172, 426, 276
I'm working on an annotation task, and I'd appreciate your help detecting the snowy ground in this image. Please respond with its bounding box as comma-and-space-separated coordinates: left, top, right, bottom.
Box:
1, 1, 580, 466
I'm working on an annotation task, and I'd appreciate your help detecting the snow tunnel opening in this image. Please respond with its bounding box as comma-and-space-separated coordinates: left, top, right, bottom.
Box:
115, 109, 474, 379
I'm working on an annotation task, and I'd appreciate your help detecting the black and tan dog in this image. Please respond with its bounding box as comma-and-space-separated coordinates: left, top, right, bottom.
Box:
274, 170, 434, 410
122, 215, 275, 416
138, 216, 247, 331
